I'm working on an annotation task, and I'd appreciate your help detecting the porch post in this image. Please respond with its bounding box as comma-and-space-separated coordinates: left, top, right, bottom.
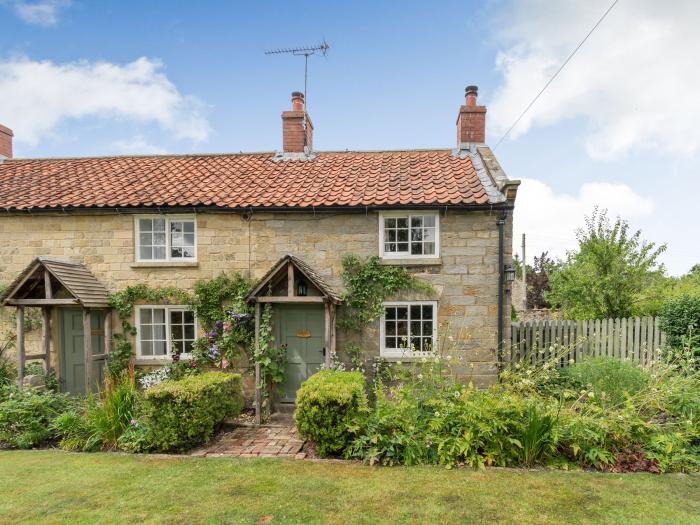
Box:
82, 308, 93, 391
41, 307, 51, 374
16, 305, 25, 390
324, 302, 331, 368
104, 308, 112, 354
329, 303, 337, 357
254, 301, 261, 426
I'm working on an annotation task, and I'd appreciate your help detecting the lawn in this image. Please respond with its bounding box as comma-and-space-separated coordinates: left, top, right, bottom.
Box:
0, 451, 698, 525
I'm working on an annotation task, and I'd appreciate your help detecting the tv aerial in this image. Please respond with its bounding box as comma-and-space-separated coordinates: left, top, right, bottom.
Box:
265, 39, 330, 116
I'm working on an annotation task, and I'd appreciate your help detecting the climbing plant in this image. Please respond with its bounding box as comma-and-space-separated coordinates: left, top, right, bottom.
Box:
339, 254, 433, 330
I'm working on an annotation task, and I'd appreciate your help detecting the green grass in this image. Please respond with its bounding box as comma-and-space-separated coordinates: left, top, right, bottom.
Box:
0, 451, 698, 525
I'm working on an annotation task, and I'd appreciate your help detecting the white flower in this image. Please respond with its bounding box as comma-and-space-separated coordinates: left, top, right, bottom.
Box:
417, 373, 424, 380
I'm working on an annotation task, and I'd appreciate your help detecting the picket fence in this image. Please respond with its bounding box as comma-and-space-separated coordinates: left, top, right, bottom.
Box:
510, 316, 666, 367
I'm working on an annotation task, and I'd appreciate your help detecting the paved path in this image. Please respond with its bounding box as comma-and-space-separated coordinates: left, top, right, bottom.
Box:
192, 424, 306, 459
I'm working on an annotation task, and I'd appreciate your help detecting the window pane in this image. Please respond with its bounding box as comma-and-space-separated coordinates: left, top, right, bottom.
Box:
410, 305, 421, 319
171, 325, 183, 340
423, 242, 435, 255
173, 341, 184, 355
184, 325, 195, 339
141, 309, 152, 323
153, 341, 167, 356
385, 218, 396, 228
397, 229, 408, 242
139, 246, 153, 260
171, 247, 183, 258
411, 228, 423, 241
139, 233, 152, 246
411, 337, 421, 351
153, 325, 166, 340
153, 246, 166, 260
396, 218, 408, 229
139, 218, 153, 232
411, 216, 423, 228
398, 242, 409, 252
422, 321, 433, 335
387, 229, 396, 242
396, 307, 408, 320
153, 232, 166, 246
141, 341, 153, 356
184, 221, 195, 233
170, 221, 183, 233
153, 308, 165, 323
182, 247, 195, 258
385, 307, 396, 320
183, 233, 195, 246
386, 322, 396, 336
141, 325, 152, 341
422, 305, 433, 319
153, 218, 166, 231
184, 341, 194, 354
423, 228, 436, 242
170, 311, 182, 323
411, 242, 422, 255
184, 311, 195, 324
423, 216, 435, 227
385, 337, 396, 349
397, 321, 408, 336
410, 321, 421, 336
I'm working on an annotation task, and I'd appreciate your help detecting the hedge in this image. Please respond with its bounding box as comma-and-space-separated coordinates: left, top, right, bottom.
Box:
294, 370, 368, 456
143, 372, 243, 452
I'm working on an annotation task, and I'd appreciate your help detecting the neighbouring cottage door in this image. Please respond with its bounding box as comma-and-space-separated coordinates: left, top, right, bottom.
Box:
58, 309, 105, 394
275, 304, 325, 402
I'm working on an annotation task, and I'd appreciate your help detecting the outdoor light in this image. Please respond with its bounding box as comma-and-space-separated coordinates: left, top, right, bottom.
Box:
504, 264, 516, 285
297, 278, 308, 296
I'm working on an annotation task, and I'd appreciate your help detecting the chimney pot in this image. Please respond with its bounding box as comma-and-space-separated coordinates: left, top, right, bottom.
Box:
456, 85, 486, 146
282, 91, 313, 154
0, 124, 13, 159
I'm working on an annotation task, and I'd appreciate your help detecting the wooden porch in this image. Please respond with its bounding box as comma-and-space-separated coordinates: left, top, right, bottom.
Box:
0, 257, 112, 391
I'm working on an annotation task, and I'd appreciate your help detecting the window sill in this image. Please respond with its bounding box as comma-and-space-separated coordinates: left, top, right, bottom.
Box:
134, 356, 192, 366
380, 257, 442, 267
375, 355, 437, 362
131, 261, 199, 268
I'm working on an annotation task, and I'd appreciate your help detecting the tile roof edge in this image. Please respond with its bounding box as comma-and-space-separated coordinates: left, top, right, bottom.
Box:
2, 148, 460, 162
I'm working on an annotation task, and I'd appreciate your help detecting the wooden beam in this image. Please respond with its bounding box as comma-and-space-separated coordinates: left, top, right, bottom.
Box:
104, 309, 112, 354
324, 302, 331, 368
287, 262, 294, 297
329, 303, 337, 357
82, 308, 93, 392
25, 353, 48, 361
44, 269, 52, 299
7, 298, 79, 306
254, 302, 261, 426
41, 306, 51, 374
16, 306, 25, 390
255, 296, 324, 303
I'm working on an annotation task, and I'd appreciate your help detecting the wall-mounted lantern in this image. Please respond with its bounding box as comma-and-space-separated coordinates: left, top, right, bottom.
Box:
504, 264, 516, 287
297, 278, 308, 297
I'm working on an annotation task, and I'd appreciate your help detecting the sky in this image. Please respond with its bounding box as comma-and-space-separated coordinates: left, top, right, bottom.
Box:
0, 0, 697, 275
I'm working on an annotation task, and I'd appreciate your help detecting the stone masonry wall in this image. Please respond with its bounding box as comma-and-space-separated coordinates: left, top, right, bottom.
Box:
0, 209, 513, 387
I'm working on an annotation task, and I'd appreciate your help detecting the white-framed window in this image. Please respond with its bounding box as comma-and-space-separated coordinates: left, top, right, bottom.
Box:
135, 215, 197, 262
379, 212, 439, 258
136, 305, 197, 359
380, 301, 438, 357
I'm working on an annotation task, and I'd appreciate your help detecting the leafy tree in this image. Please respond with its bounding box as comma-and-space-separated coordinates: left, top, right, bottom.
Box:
547, 208, 666, 319
526, 252, 555, 309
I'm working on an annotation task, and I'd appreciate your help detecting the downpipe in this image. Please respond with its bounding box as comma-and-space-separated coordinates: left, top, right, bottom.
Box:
497, 210, 507, 368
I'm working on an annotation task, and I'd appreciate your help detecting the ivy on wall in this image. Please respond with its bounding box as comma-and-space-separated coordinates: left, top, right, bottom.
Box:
339, 254, 433, 331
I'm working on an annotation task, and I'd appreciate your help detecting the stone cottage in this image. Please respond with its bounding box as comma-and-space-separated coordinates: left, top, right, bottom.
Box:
0, 86, 519, 405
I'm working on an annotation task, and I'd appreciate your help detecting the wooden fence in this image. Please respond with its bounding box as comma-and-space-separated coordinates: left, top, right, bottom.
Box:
510, 317, 666, 367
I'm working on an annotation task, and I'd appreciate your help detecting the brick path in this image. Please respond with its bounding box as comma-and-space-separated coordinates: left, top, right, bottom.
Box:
191, 424, 306, 459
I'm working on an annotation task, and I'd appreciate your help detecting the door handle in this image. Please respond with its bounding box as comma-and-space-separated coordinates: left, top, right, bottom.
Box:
322, 347, 326, 356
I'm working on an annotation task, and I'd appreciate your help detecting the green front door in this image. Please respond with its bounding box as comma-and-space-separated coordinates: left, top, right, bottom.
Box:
276, 304, 325, 402
58, 309, 105, 394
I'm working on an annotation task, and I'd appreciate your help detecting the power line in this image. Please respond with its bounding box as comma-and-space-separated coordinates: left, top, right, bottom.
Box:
494, 0, 620, 150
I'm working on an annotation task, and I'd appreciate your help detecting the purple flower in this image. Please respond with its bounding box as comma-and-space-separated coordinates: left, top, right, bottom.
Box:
214, 320, 224, 332
229, 312, 252, 324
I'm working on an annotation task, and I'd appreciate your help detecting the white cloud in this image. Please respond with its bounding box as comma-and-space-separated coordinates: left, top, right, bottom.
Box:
112, 137, 168, 155
489, 0, 700, 160
8, 0, 70, 26
0, 57, 210, 146
513, 178, 654, 264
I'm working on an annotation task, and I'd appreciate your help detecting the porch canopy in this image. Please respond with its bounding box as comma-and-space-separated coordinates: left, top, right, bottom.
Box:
0, 257, 111, 389
245, 254, 341, 423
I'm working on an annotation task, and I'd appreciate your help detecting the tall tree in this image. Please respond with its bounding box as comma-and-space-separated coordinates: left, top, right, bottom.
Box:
526, 252, 555, 309
547, 208, 666, 319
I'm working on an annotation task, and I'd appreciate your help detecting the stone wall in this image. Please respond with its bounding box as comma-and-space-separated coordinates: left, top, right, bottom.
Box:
0, 209, 513, 387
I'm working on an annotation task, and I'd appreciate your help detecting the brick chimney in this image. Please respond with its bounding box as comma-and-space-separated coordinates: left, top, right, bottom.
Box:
456, 85, 486, 147
0, 124, 13, 159
282, 91, 313, 153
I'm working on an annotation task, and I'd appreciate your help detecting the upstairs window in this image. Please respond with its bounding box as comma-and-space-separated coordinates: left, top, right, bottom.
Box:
379, 212, 439, 258
135, 216, 196, 262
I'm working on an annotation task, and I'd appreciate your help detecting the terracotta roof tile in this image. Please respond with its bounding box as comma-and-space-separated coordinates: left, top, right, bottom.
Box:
0, 150, 504, 210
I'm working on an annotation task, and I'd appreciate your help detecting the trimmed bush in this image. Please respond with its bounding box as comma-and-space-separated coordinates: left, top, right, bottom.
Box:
143, 372, 243, 452
560, 357, 650, 406
295, 370, 368, 457
0, 388, 71, 448
660, 294, 700, 350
